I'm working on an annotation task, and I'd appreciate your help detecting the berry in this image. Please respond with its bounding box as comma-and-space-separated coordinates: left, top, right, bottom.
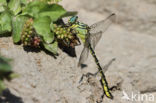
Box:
21, 18, 41, 48
53, 24, 80, 47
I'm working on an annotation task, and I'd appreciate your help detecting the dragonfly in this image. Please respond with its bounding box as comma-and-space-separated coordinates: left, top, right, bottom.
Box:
68, 13, 116, 99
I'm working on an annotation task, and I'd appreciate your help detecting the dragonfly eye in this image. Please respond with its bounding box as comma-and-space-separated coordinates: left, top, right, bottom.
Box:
68, 16, 78, 24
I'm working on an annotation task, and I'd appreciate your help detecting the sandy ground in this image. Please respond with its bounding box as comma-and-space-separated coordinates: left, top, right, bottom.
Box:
0, 0, 156, 103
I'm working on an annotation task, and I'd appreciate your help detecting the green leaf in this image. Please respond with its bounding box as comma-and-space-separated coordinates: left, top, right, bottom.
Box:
12, 16, 28, 43
50, 22, 54, 31
43, 41, 58, 55
0, 56, 12, 62
53, 0, 62, 3
22, 1, 46, 18
61, 11, 78, 18
0, 56, 11, 72
22, 2, 66, 21
21, 0, 27, 5
41, 0, 62, 3
33, 16, 54, 43
0, 0, 7, 12
39, 4, 66, 21
8, 73, 19, 79
0, 11, 12, 34
8, 0, 21, 15
0, 0, 6, 5
0, 80, 6, 94
0, 6, 5, 13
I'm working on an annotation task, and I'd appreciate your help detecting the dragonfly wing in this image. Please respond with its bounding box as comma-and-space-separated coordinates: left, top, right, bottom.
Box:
102, 58, 116, 73
78, 46, 89, 67
90, 13, 116, 34
89, 31, 103, 49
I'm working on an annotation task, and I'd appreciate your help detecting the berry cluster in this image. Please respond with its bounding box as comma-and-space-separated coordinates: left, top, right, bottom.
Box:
21, 18, 41, 47
32, 36, 41, 47
53, 24, 80, 47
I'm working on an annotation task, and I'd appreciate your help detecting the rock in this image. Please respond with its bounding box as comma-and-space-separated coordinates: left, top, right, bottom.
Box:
0, 37, 85, 103
79, 0, 156, 36
0, 0, 156, 103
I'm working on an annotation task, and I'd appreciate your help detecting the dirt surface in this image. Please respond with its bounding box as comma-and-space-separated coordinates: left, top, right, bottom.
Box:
0, 0, 156, 103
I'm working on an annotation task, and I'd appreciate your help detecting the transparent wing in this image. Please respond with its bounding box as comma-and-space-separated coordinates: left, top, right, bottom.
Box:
90, 13, 116, 34
89, 31, 103, 50
102, 58, 116, 73
78, 13, 116, 67
78, 46, 89, 67
78, 32, 102, 67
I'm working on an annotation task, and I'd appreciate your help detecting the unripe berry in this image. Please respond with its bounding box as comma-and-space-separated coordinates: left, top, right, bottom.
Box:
21, 18, 41, 48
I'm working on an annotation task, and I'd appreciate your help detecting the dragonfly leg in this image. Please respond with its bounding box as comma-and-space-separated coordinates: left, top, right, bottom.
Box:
80, 57, 115, 82
79, 58, 116, 83
98, 93, 105, 103
79, 71, 99, 83
110, 85, 121, 91
110, 80, 123, 91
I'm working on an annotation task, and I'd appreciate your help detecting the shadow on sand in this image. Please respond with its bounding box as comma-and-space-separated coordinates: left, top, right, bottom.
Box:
0, 89, 23, 103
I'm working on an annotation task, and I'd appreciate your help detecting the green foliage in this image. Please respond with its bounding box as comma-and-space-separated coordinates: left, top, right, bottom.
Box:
33, 16, 54, 43
40, 0, 62, 3
61, 11, 78, 18
0, 56, 16, 94
0, 0, 7, 5
22, 1, 46, 18
39, 4, 66, 22
12, 16, 28, 43
0, 80, 5, 94
0, 0, 7, 13
8, 0, 22, 15
43, 41, 58, 55
0, 0, 77, 55
0, 11, 12, 34
21, 0, 28, 5
0, 56, 11, 72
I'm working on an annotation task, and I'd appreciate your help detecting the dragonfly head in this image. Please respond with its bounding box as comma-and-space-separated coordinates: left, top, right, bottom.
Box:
68, 16, 78, 25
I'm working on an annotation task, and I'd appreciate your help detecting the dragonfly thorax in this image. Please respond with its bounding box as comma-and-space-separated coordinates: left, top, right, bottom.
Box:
68, 20, 89, 43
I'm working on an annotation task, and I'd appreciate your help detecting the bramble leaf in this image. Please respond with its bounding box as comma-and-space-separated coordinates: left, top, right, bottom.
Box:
22, 2, 69, 22
22, 1, 46, 18
8, 0, 21, 15
0, 0, 7, 12
0, 56, 17, 94
40, 0, 62, 3
50, 22, 54, 31
0, 11, 12, 34
39, 4, 66, 22
21, 0, 28, 5
43, 41, 58, 55
33, 16, 54, 43
0, 56, 11, 72
0, 0, 6, 5
12, 16, 28, 43
61, 11, 78, 18
8, 73, 20, 79
0, 80, 6, 94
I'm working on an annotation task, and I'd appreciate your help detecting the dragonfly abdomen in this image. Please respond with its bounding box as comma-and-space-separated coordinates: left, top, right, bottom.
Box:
88, 44, 101, 68
88, 43, 113, 99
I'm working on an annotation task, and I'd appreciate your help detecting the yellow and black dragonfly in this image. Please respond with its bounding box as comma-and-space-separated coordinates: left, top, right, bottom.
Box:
68, 13, 116, 99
